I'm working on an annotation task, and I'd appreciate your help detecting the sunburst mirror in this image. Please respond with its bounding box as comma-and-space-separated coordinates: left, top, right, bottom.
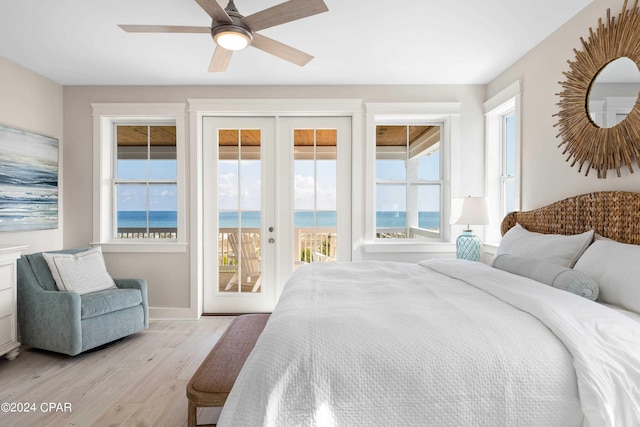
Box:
555, 0, 640, 178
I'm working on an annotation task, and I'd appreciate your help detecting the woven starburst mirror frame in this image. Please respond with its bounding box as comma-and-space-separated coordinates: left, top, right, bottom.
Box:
554, 0, 640, 178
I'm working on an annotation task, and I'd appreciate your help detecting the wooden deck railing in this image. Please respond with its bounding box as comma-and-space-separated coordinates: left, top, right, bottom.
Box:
218, 227, 337, 267
117, 228, 177, 239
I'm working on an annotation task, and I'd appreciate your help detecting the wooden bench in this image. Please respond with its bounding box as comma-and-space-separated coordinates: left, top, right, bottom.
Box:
187, 313, 270, 427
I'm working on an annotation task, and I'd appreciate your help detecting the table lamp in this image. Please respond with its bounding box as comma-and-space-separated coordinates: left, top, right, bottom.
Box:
451, 196, 490, 261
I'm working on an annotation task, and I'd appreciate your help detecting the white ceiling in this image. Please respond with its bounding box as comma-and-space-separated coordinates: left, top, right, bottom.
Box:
0, 0, 593, 86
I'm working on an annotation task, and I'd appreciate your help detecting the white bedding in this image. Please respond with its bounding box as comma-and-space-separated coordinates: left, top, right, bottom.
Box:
217, 259, 640, 427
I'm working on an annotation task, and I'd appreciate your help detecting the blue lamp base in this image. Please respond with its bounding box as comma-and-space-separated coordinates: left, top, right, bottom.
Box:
456, 230, 481, 262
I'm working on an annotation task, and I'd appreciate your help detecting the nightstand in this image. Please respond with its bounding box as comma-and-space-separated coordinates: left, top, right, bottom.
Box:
0, 245, 28, 360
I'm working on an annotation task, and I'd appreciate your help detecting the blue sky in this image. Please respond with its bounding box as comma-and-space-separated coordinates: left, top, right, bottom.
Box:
217, 159, 337, 212
117, 159, 177, 211
117, 148, 441, 213
375, 151, 440, 212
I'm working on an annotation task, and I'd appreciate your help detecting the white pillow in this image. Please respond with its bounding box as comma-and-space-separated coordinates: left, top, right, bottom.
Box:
493, 223, 593, 268
43, 247, 117, 295
574, 240, 640, 313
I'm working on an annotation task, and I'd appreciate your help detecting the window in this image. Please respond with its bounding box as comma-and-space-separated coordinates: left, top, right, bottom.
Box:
92, 103, 186, 252
501, 112, 516, 216
115, 124, 177, 239
485, 82, 521, 243
364, 103, 457, 246
375, 125, 442, 239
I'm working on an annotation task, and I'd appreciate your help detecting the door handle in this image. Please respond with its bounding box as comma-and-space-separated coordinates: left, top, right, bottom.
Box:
268, 238, 275, 244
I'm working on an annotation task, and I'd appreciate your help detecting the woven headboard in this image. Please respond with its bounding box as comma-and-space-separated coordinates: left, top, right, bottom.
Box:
500, 191, 640, 245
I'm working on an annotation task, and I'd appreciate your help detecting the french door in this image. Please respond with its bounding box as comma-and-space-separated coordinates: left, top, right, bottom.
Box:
203, 116, 351, 313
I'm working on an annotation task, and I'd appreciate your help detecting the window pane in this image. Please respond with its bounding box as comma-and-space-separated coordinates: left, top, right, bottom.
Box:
416, 184, 440, 231
504, 113, 516, 176
149, 126, 177, 180
117, 125, 148, 180
116, 184, 147, 236
148, 184, 177, 238
376, 184, 406, 229
504, 180, 516, 214
149, 183, 177, 216
376, 125, 407, 181
417, 149, 440, 181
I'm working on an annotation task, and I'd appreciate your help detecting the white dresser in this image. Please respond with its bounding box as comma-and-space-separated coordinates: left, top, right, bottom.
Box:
0, 245, 27, 360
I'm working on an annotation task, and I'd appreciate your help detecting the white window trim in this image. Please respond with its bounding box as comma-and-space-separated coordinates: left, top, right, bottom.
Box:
91, 103, 187, 253
363, 102, 459, 252
484, 81, 522, 245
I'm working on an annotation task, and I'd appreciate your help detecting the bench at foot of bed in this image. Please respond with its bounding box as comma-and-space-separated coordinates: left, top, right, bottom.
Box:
186, 313, 270, 427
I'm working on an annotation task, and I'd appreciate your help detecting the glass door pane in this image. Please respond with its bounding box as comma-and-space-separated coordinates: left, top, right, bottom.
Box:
218, 129, 262, 293
293, 129, 337, 267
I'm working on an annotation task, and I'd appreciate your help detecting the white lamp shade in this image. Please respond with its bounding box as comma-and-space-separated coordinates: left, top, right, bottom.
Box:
451, 196, 491, 227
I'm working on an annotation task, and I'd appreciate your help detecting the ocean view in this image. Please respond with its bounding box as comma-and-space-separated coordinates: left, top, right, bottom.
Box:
118, 211, 177, 228
117, 210, 440, 230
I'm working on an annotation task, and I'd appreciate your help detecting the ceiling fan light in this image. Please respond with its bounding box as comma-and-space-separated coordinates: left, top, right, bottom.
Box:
214, 29, 251, 50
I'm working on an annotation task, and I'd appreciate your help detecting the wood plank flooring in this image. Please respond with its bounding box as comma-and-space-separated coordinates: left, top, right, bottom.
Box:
0, 317, 235, 427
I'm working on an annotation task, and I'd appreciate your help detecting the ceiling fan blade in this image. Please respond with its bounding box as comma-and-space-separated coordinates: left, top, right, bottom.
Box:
243, 0, 328, 31
209, 46, 233, 72
195, 0, 232, 23
251, 33, 313, 67
118, 24, 211, 33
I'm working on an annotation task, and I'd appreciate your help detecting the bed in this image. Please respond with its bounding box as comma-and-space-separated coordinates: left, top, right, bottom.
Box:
217, 191, 640, 427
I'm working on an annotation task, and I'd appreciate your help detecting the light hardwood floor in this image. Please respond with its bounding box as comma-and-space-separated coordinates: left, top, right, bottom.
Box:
0, 317, 235, 427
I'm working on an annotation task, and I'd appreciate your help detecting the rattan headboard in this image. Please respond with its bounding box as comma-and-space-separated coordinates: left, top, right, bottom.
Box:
500, 191, 640, 245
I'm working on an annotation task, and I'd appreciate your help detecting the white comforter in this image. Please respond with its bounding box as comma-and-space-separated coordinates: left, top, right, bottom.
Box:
217, 259, 640, 427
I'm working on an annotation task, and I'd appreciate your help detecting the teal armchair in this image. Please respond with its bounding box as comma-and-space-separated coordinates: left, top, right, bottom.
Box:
16, 249, 148, 356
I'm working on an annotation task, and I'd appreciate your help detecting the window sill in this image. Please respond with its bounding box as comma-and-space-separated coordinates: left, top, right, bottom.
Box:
91, 241, 188, 253
363, 241, 456, 253
483, 242, 499, 256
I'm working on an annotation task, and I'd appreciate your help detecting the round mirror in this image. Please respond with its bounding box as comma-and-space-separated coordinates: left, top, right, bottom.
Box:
587, 57, 640, 128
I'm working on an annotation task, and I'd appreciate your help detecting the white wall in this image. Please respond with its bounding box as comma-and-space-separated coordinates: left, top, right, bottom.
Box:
0, 56, 64, 253
63, 85, 486, 315
487, 0, 640, 211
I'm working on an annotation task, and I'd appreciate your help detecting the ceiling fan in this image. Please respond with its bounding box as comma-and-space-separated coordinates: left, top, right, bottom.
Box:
119, 0, 329, 72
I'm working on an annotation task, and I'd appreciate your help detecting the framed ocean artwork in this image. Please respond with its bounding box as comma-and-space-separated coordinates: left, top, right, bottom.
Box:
0, 124, 59, 232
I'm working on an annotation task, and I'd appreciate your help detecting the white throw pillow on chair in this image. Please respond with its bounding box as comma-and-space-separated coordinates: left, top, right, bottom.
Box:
43, 247, 117, 295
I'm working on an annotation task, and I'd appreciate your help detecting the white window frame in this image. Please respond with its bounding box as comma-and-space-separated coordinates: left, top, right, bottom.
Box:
485, 82, 521, 244
91, 103, 187, 253
364, 103, 458, 252
374, 122, 444, 240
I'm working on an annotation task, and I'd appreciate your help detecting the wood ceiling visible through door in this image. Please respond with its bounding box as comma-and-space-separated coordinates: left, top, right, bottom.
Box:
216, 129, 339, 146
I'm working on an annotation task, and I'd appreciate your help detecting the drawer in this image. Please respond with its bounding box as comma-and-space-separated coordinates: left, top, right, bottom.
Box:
0, 315, 12, 346
0, 288, 12, 318
0, 264, 12, 291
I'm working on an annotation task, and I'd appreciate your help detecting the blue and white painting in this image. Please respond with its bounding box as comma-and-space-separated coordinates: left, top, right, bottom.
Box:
0, 125, 58, 231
